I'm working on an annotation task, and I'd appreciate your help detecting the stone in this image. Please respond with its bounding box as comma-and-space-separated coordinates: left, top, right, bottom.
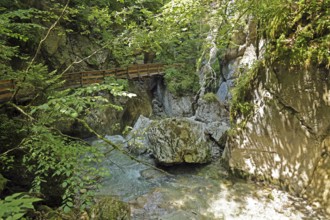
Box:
162, 90, 194, 117
159, 210, 201, 220
194, 99, 229, 123
71, 80, 153, 137
126, 115, 152, 155
216, 79, 235, 103
205, 121, 230, 146
225, 64, 330, 214
91, 196, 131, 220
154, 79, 194, 117
147, 118, 212, 165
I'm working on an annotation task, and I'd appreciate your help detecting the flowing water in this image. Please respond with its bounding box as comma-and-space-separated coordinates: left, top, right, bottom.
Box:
92, 136, 327, 220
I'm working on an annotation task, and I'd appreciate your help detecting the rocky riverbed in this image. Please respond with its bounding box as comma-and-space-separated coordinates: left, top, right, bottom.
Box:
92, 136, 328, 220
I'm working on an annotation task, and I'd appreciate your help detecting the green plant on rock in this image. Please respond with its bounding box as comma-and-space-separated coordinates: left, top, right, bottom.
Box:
230, 62, 261, 123
202, 92, 219, 103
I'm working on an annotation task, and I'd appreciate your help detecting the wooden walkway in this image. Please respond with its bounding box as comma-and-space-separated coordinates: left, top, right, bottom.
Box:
0, 63, 164, 102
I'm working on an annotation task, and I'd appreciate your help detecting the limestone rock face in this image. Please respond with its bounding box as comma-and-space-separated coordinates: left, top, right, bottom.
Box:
147, 118, 212, 165
217, 18, 264, 104
225, 65, 330, 214
153, 79, 194, 117
194, 99, 229, 123
162, 90, 194, 117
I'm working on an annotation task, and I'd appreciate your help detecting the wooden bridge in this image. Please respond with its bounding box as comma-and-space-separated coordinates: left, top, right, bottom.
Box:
0, 63, 165, 102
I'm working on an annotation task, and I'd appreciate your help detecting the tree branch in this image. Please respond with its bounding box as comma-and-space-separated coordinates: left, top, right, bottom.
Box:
27, 0, 71, 72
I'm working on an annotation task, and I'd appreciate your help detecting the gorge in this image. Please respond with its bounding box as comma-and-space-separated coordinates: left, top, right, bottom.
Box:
0, 0, 329, 219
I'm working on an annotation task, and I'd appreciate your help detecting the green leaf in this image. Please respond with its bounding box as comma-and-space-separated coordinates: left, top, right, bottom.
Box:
63, 206, 71, 213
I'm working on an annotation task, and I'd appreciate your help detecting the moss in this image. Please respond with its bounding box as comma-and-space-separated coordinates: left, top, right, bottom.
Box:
229, 61, 263, 125
91, 196, 130, 220
202, 92, 218, 103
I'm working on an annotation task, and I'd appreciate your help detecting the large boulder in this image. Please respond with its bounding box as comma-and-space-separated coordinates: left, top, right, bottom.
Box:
147, 118, 213, 165
225, 64, 330, 214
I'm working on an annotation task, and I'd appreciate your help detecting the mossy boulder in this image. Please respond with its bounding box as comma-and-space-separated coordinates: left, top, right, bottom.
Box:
91, 197, 130, 220
147, 118, 212, 165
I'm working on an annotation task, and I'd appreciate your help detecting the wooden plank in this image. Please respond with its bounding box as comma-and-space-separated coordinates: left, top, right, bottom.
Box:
82, 79, 103, 84
0, 80, 13, 85
0, 87, 13, 92
82, 75, 104, 80
0, 92, 12, 100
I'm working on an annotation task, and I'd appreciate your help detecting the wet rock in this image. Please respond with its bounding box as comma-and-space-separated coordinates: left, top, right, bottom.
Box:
147, 118, 212, 165
159, 210, 201, 220
140, 168, 166, 180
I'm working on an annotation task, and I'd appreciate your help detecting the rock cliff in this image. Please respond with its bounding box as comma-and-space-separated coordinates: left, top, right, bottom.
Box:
225, 64, 330, 214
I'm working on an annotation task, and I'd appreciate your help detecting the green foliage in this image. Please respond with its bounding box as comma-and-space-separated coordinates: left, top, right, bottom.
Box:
21, 130, 106, 212
0, 193, 42, 220
228, 0, 329, 125
202, 92, 218, 103
252, 0, 330, 68
230, 63, 260, 122
164, 65, 199, 96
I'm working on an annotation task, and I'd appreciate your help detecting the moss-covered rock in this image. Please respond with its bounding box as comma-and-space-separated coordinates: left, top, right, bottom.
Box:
91, 197, 130, 220
147, 118, 212, 165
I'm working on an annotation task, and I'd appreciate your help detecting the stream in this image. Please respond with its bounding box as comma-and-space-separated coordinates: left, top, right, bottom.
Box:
91, 136, 326, 220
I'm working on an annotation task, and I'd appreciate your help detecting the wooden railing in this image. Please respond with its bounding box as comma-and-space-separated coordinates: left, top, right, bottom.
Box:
0, 63, 165, 102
